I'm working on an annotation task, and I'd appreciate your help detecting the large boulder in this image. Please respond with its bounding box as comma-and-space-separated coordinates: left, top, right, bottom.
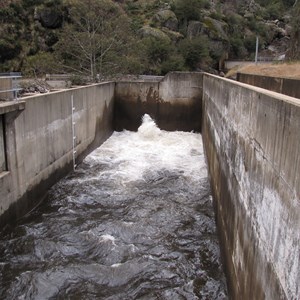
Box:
34, 7, 63, 29
153, 10, 178, 31
187, 17, 228, 41
187, 21, 204, 38
264, 20, 288, 43
138, 26, 171, 42
161, 28, 184, 42
203, 17, 228, 41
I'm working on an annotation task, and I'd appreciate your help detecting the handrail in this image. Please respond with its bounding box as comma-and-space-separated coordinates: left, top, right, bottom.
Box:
0, 73, 22, 100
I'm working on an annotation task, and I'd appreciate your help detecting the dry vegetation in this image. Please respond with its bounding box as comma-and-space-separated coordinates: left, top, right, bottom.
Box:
226, 62, 300, 79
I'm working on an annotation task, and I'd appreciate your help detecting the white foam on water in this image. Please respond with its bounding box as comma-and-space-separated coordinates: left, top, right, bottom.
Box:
137, 114, 161, 138
84, 114, 206, 186
100, 234, 116, 243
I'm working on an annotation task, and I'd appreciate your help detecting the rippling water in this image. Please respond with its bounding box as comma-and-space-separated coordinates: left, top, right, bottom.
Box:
0, 115, 227, 299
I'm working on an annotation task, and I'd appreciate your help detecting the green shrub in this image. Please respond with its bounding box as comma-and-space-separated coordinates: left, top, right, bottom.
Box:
70, 75, 88, 86
255, 0, 294, 9
21, 0, 44, 9
161, 54, 185, 74
265, 2, 284, 20
125, 2, 140, 14
144, 37, 173, 64
229, 37, 245, 57
210, 11, 224, 21
0, 38, 21, 63
23, 52, 58, 76
178, 37, 209, 70
172, 0, 210, 23
244, 36, 257, 52
130, 16, 143, 33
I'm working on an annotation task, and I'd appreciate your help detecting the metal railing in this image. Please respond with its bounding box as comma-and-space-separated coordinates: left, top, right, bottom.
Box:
256, 55, 285, 62
0, 72, 22, 101
45, 74, 72, 81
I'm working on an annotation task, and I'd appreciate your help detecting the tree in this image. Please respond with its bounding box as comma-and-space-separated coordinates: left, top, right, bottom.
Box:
178, 37, 209, 70
287, 1, 300, 59
23, 52, 59, 77
172, 0, 210, 24
56, 0, 133, 80
0, 37, 21, 63
139, 36, 185, 75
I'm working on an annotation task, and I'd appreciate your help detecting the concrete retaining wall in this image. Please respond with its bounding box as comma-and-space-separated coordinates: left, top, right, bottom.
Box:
237, 73, 300, 99
0, 83, 114, 228
224, 61, 273, 70
114, 72, 202, 132
202, 74, 300, 299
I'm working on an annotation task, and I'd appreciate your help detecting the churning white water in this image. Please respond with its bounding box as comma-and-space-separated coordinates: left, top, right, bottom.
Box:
85, 114, 207, 188
0, 114, 227, 299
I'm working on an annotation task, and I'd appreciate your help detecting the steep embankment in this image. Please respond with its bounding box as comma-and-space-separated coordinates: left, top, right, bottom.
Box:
0, 0, 298, 77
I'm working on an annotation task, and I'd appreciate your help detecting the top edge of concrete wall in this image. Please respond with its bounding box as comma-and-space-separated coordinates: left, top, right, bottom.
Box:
20, 82, 115, 100
237, 71, 298, 80
117, 80, 162, 83
20, 72, 205, 101
236, 72, 300, 102
204, 73, 300, 107
117, 72, 203, 82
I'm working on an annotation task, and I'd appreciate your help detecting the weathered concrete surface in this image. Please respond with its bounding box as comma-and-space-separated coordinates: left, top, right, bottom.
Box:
0, 83, 114, 228
1, 71, 203, 228
114, 72, 202, 132
0, 101, 25, 115
202, 74, 300, 299
237, 73, 300, 99
114, 81, 160, 131
0, 101, 25, 173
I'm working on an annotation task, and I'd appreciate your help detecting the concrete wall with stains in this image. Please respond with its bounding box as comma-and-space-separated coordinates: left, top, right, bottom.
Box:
202, 73, 300, 299
114, 72, 203, 132
237, 73, 300, 99
0, 83, 115, 228
1, 71, 299, 299
1, 71, 204, 228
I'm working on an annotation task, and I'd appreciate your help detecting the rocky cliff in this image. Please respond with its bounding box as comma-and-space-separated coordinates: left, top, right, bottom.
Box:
0, 0, 297, 77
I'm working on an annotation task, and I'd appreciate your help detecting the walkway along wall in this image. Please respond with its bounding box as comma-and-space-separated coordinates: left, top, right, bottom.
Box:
202, 74, 300, 299
0, 83, 115, 228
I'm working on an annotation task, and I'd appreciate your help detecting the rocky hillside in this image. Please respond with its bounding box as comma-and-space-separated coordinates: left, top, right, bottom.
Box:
0, 0, 298, 79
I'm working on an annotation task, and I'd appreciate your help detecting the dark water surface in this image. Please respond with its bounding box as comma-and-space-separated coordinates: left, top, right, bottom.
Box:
0, 116, 227, 299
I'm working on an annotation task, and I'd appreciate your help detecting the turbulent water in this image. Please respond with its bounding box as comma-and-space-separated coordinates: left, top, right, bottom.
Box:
0, 115, 227, 299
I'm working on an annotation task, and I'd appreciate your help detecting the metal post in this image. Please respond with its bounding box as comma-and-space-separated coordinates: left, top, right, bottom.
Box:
71, 95, 77, 170
255, 36, 259, 65
13, 76, 17, 100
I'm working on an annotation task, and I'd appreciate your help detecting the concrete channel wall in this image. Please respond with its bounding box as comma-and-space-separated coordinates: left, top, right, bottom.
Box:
237, 73, 300, 99
202, 74, 300, 299
0, 72, 203, 228
0, 83, 115, 228
114, 72, 203, 132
